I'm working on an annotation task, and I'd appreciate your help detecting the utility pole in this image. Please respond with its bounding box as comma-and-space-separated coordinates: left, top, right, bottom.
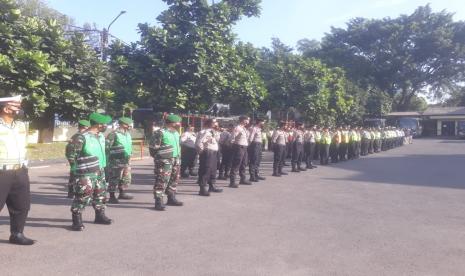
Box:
101, 10, 126, 61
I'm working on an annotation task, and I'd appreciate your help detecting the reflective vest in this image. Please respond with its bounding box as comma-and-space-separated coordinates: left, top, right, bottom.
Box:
321, 133, 332, 145
115, 130, 133, 158
315, 131, 322, 141
82, 132, 107, 169
342, 131, 350, 143
162, 129, 180, 158
0, 119, 27, 166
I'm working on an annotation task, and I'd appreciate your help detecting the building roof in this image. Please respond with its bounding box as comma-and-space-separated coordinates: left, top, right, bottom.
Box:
387, 106, 465, 117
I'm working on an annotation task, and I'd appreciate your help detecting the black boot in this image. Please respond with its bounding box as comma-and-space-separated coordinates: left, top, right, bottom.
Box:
94, 209, 112, 225
108, 192, 119, 204
240, 177, 252, 185
209, 183, 223, 193
67, 186, 74, 199
199, 185, 210, 196
9, 233, 35, 245
154, 197, 165, 211
71, 212, 84, 231
272, 165, 281, 177
166, 191, 183, 206
118, 188, 133, 200
249, 174, 258, 182
229, 176, 239, 188
291, 163, 300, 172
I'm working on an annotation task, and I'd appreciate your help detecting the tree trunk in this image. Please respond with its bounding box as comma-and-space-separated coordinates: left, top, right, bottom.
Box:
35, 111, 55, 143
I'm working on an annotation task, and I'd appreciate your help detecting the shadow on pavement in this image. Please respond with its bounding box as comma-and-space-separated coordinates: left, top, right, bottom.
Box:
323, 154, 465, 189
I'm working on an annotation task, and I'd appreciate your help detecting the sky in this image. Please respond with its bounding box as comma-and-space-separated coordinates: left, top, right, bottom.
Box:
46, 0, 465, 48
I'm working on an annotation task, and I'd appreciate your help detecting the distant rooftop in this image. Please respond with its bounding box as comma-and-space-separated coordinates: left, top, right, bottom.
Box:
387, 106, 465, 117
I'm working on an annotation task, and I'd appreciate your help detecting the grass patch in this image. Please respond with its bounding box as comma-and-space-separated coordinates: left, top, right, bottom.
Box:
27, 142, 67, 160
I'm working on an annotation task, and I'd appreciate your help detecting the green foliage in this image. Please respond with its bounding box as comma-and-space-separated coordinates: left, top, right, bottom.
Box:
108, 0, 265, 114
0, 0, 111, 141
255, 38, 357, 126
316, 5, 465, 111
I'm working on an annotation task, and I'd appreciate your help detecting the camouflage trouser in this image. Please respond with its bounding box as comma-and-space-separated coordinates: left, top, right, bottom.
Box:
71, 170, 107, 213
153, 157, 180, 199
68, 170, 77, 188
108, 165, 131, 193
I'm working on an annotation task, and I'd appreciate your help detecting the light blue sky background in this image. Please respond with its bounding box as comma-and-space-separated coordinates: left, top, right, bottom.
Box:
47, 0, 465, 48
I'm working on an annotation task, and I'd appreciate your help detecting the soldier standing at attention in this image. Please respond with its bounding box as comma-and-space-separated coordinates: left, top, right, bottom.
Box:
248, 118, 266, 182
180, 125, 198, 178
106, 117, 134, 204
68, 112, 113, 231
304, 125, 317, 169
149, 114, 184, 211
196, 118, 223, 196
0, 95, 35, 245
291, 121, 306, 172
218, 124, 233, 180
319, 126, 332, 165
271, 121, 288, 177
229, 115, 251, 188
65, 120, 90, 198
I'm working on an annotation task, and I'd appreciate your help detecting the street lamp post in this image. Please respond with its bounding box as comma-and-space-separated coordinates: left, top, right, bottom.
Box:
101, 10, 126, 61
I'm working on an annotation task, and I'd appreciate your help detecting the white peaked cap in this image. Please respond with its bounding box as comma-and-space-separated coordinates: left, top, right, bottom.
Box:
0, 95, 21, 103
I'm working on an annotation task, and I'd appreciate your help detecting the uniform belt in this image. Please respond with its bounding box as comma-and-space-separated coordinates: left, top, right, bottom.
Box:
1, 163, 27, 171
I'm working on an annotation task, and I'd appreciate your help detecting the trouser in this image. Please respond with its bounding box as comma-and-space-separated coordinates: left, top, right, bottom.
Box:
314, 143, 321, 160
198, 149, 217, 187
248, 142, 263, 178
304, 142, 316, 167
68, 170, 77, 189
286, 142, 292, 158
373, 139, 380, 152
180, 146, 197, 174
219, 145, 232, 177
361, 139, 369, 156
319, 144, 330, 165
330, 143, 339, 162
356, 141, 361, 158
368, 140, 374, 154
153, 157, 180, 200
71, 169, 107, 213
0, 167, 30, 234
230, 144, 248, 182
291, 142, 304, 169
108, 164, 131, 192
339, 143, 348, 160
273, 144, 286, 172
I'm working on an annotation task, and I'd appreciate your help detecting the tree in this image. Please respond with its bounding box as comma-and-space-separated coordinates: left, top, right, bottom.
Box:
315, 5, 465, 111
109, 0, 266, 114
0, 0, 112, 142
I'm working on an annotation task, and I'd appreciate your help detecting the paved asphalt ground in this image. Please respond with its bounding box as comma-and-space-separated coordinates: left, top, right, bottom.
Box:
2, 139, 465, 275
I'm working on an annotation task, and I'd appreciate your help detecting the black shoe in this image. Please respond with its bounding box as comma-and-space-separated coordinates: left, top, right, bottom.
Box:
229, 183, 239, 188
199, 186, 210, 196
155, 197, 165, 211
71, 212, 84, 231
249, 177, 259, 182
166, 192, 183, 206
108, 192, 120, 204
208, 185, 223, 193
94, 209, 112, 225
9, 233, 35, 245
240, 179, 252, 185
118, 190, 134, 200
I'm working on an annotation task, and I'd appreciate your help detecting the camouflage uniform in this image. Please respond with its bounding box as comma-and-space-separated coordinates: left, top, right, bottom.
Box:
149, 128, 181, 200
67, 132, 108, 213
106, 128, 132, 193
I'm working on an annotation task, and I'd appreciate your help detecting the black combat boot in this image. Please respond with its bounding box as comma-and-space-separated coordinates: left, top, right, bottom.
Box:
291, 163, 300, 173
154, 197, 165, 211
108, 192, 119, 204
67, 186, 74, 199
199, 185, 210, 196
94, 209, 112, 225
9, 233, 35, 245
249, 174, 258, 182
229, 176, 239, 188
208, 183, 223, 193
118, 188, 133, 200
272, 165, 281, 177
71, 212, 84, 231
166, 191, 183, 206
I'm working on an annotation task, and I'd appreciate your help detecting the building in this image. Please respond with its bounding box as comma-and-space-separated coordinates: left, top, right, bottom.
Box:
386, 106, 465, 137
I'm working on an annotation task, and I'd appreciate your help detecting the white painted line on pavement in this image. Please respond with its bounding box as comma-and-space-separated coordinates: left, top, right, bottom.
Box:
29, 165, 50, 169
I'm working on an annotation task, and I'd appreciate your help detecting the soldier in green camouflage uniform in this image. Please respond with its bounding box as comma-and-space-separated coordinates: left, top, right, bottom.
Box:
106, 117, 134, 204
149, 114, 184, 211
67, 113, 113, 231
65, 120, 90, 198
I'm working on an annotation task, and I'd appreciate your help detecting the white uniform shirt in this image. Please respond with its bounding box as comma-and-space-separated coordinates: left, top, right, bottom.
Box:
196, 128, 219, 152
